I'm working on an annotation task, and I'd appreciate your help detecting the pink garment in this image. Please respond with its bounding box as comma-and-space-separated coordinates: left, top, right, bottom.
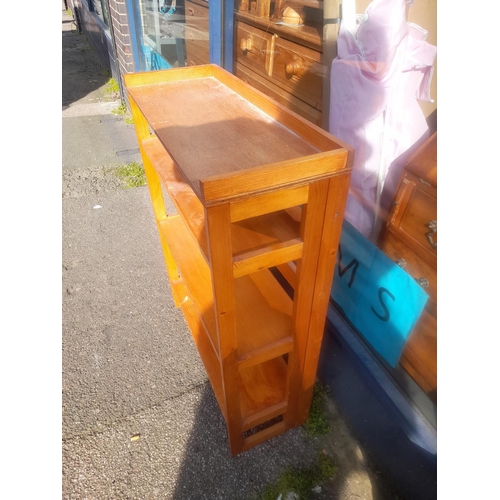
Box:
329, 0, 437, 238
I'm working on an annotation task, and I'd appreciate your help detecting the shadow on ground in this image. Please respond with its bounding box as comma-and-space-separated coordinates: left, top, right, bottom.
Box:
62, 27, 112, 108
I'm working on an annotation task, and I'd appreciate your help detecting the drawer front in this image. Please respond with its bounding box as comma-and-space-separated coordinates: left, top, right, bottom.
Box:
234, 61, 322, 127
185, 25, 210, 66
379, 230, 437, 315
400, 309, 437, 398
184, 0, 209, 33
388, 170, 437, 266
272, 37, 323, 110
235, 22, 274, 77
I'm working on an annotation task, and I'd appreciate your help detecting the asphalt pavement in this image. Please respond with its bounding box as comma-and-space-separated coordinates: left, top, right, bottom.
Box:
61, 5, 392, 499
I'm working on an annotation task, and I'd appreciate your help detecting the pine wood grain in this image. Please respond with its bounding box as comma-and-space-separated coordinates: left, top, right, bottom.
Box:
125, 65, 353, 454
295, 174, 351, 423
206, 203, 243, 455
285, 179, 330, 428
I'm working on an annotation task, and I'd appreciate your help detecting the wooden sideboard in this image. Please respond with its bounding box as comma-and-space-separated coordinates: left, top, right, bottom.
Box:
184, 0, 210, 66
234, 2, 326, 127
182, 1, 340, 128
378, 132, 437, 402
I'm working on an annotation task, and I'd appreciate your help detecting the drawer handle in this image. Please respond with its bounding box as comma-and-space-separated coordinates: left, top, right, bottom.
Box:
425, 220, 437, 249
395, 258, 407, 270
416, 277, 429, 288
285, 59, 304, 77
187, 7, 194, 15
240, 37, 253, 52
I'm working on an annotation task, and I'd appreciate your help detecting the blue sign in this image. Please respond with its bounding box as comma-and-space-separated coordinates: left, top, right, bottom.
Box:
141, 45, 172, 71
331, 221, 428, 368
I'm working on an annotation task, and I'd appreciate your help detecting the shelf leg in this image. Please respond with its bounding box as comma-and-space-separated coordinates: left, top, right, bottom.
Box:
285, 179, 330, 428
206, 203, 244, 456
296, 174, 351, 424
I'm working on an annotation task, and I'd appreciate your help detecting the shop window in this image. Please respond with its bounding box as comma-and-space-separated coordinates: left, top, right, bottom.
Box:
233, 0, 437, 423
89, 0, 110, 27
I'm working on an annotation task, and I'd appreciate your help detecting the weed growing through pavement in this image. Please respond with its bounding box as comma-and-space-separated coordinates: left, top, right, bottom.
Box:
106, 77, 120, 94
258, 383, 336, 499
304, 383, 332, 438
114, 162, 146, 188
112, 102, 127, 115
111, 101, 133, 124
260, 451, 338, 500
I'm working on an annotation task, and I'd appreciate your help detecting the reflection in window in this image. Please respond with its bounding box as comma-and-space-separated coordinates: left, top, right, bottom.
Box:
90, 0, 110, 27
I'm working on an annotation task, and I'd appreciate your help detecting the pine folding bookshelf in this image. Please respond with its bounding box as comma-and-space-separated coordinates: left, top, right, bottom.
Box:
124, 64, 353, 456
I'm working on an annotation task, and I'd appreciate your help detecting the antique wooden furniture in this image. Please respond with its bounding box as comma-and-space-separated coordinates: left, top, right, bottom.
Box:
182, 1, 341, 128
184, 0, 209, 66
124, 64, 352, 455
378, 132, 437, 402
234, 1, 330, 127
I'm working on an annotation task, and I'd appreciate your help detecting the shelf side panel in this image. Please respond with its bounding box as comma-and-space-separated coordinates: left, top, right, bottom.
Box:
206, 203, 243, 455
159, 218, 219, 355
180, 298, 226, 420
143, 137, 209, 258
296, 173, 352, 424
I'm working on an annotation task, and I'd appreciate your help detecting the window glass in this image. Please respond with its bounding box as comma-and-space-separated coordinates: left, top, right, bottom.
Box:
91, 0, 110, 26
233, 0, 437, 421
326, 1, 438, 419
135, 0, 210, 71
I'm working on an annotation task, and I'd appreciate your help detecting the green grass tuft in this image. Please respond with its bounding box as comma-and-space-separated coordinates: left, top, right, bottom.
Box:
106, 77, 120, 94
304, 383, 332, 438
114, 162, 146, 188
260, 451, 338, 500
112, 103, 127, 115
318, 452, 338, 480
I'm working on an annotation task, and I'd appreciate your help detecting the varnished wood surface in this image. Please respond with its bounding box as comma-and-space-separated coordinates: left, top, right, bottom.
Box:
379, 230, 437, 315
404, 132, 437, 187
159, 216, 295, 365
143, 136, 305, 272
378, 132, 437, 401
128, 75, 319, 201
388, 171, 437, 267
235, 11, 323, 51
235, 61, 323, 126
400, 310, 437, 399
126, 66, 352, 205
125, 65, 353, 454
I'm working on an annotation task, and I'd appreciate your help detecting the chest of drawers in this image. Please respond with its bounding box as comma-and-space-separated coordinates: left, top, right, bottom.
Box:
378, 132, 437, 401
234, 5, 326, 127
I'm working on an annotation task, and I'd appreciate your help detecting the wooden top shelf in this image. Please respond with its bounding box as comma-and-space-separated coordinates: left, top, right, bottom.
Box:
124, 65, 352, 206
142, 135, 303, 273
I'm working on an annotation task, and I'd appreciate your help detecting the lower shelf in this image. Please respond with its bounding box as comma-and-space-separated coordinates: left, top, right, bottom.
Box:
180, 275, 289, 430
159, 215, 291, 429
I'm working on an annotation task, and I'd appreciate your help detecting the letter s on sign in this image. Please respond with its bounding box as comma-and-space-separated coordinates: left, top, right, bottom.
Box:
371, 287, 395, 322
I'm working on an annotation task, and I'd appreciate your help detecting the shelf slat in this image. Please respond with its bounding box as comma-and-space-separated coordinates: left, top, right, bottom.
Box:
239, 358, 288, 426
143, 136, 209, 257
159, 215, 294, 365
143, 136, 302, 276
180, 297, 226, 419
233, 238, 303, 278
